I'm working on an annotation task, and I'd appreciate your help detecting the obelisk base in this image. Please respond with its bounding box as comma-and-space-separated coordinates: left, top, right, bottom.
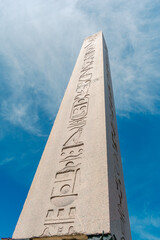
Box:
2, 233, 117, 240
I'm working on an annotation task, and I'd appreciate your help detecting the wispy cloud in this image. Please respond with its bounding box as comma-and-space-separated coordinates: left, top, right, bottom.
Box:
0, 0, 160, 134
0, 157, 14, 166
130, 215, 160, 240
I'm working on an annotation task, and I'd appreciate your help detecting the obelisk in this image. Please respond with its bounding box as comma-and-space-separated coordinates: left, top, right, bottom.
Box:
13, 32, 132, 240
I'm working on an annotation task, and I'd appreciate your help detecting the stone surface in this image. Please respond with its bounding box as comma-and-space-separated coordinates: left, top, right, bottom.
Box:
13, 32, 132, 240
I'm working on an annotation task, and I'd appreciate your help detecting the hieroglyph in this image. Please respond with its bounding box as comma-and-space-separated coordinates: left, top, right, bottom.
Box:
42, 34, 98, 236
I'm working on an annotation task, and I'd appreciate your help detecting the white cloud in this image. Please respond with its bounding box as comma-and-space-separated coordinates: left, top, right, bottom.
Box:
0, 157, 14, 166
1, 100, 42, 135
0, 0, 160, 133
130, 215, 160, 240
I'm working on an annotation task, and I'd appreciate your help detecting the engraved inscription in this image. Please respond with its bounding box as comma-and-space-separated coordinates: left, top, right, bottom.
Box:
69, 207, 76, 217
70, 95, 89, 121
41, 35, 97, 235
46, 209, 54, 219
57, 226, 63, 234
68, 226, 74, 234
57, 209, 64, 217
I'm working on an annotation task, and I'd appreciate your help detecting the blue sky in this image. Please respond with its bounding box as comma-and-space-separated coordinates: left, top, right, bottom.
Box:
0, 0, 160, 239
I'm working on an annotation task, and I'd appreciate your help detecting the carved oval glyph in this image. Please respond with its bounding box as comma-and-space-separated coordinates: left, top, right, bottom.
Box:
60, 184, 70, 194
51, 194, 78, 207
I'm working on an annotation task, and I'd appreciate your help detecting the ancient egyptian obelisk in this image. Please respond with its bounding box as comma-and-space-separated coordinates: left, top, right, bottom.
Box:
13, 32, 132, 240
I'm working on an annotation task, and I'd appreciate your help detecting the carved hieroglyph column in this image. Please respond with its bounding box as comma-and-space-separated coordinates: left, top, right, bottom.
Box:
13, 32, 132, 240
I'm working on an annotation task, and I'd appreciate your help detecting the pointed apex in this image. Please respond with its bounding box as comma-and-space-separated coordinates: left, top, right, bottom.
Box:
84, 31, 103, 41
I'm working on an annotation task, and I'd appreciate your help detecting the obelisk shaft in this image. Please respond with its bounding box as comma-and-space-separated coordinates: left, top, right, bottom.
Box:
13, 32, 131, 240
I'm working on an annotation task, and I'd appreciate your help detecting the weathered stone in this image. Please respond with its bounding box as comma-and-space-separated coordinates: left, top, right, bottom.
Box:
13, 32, 132, 240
